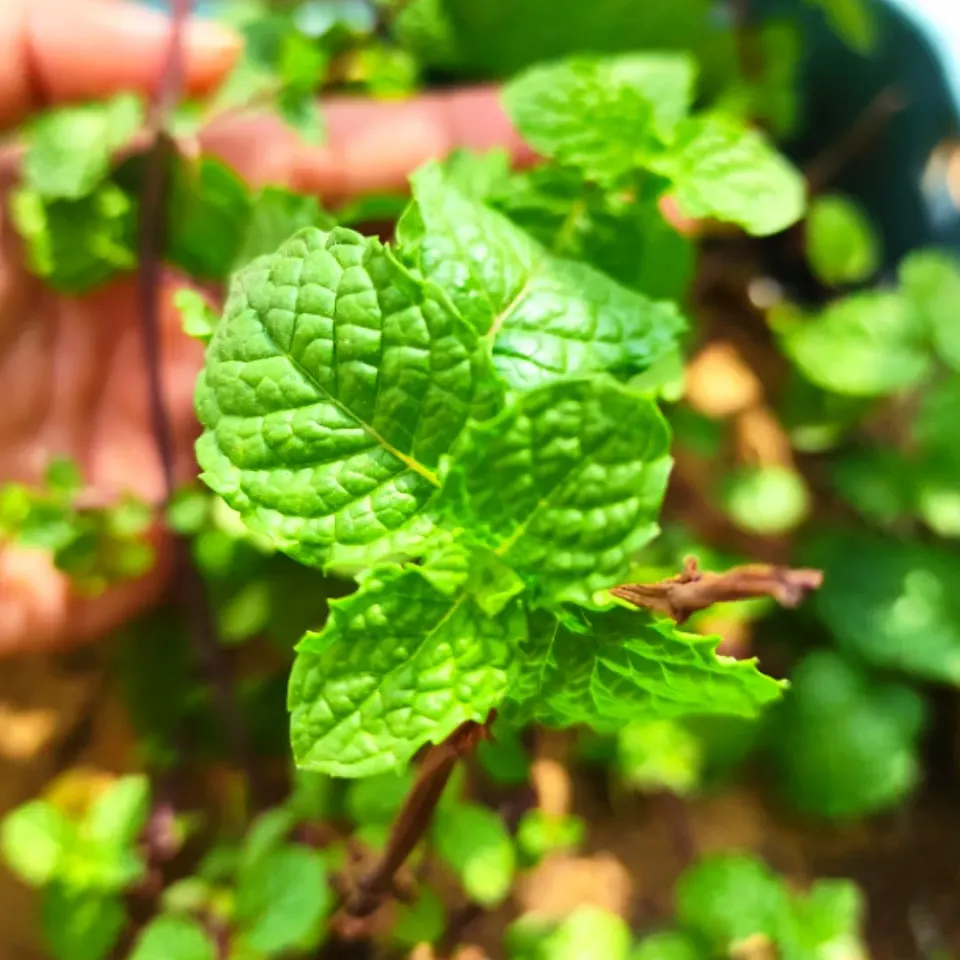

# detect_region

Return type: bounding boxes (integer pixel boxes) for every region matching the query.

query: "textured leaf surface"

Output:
[780,292,929,396]
[439,378,672,603]
[289,567,522,776]
[196,225,498,570]
[649,114,805,235]
[398,164,686,390]
[502,55,696,181]
[506,608,782,729]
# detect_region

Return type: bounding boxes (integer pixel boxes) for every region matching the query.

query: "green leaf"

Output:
[433,802,515,906]
[507,608,783,730]
[779,292,929,396]
[899,249,960,372]
[1,800,73,887]
[805,194,880,286]
[721,466,811,536]
[235,844,330,954]
[782,879,867,960]
[393,885,446,946]
[632,931,707,960]
[509,907,633,960]
[443,147,513,201]
[196,225,500,571]
[10,184,137,293]
[502,54,696,181]
[41,887,126,960]
[515,809,585,862]
[398,163,686,390]
[617,719,703,796]
[766,650,926,819]
[175,290,219,345]
[809,531,960,684]
[45,458,83,496]
[166,156,253,281]
[649,114,805,235]
[344,769,415,825]
[289,566,523,776]
[236,186,334,268]
[676,853,789,951]
[803,0,877,54]
[84,775,150,849]
[276,88,326,144]
[438,378,672,604]
[128,915,216,960]
[23,94,144,200]
[494,166,695,301]
[238,806,296,873]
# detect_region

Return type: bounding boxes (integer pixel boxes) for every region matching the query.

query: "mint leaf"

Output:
[23,94,144,200]
[494,166,695,301]
[899,249,960,372]
[438,378,672,604]
[289,566,523,776]
[783,880,867,959]
[42,887,126,960]
[779,292,929,396]
[345,769,415,825]
[196,225,499,570]
[175,290,219,345]
[84,775,149,849]
[675,853,789,951]
[805,194,879,286]
[10,184,137,293]
[1,800,72,886]
[507,608,782,729]
[502,54,696,181]
[236,186,334,267]
[617,719,703,796]
[766,650,926,818]
[433,802,515,906]
[809,531,960,683]
[398,164,686,390]
[721,465,811,536]
[393,886,446,947]
[633,931,706,960]
[235,845,329,954]
[508,907,632,960]
[166,157,253,281]
[649,114,805,235]
[129,916,215,960]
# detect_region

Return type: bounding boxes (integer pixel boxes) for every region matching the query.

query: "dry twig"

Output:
[611,556,823,624]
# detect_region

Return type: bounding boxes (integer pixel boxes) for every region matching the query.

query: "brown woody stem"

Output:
[343,715,493,919]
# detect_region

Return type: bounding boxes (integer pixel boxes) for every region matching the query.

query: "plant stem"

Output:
[342,715,493,919]
[137,0,255,796]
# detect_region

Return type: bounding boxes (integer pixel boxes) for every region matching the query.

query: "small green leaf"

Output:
[438,378,672,604]
[721,465,811,536]
[508,907,632,960]
[433,802,515,906]
[289,566,523,776]
[41,887,126,960]
[617,719,703,796]
[393,885,446,946]
[503,54,697,181]
[809,531,960,684]
[899,249,960,372]
[1,800,73,887]
[649,114,805,236]
[238,807,296,873]
[805,194,880,286]
[235,186,334,267]
[780,291,929,396]
[398,163,686,390]
[128,915,216,960]
[45,458,83,496]
[235,844,330,954]
[675,853,788,951]
[11,184,137,293]
[84,775,150,849]
[766,650,926,818]
[633,931,707,960]
[516,809,585,862]
[175,290,219,345]
[803,0,877,54]
[196,225,500,571]
[345,769,415,825]
[276,89,326,144]
[23,94,144,200]
[507,608,783,730]
[783,879,867,959]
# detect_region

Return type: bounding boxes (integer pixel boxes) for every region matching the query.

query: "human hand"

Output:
[0,0,528,655]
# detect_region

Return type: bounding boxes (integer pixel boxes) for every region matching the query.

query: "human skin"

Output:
[0,0,530,655]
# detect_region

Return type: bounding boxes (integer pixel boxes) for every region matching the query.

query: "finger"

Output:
[0,0,240,129]
[202,86,534,204]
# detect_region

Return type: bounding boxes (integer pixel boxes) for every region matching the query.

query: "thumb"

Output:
[0,0,240,129]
